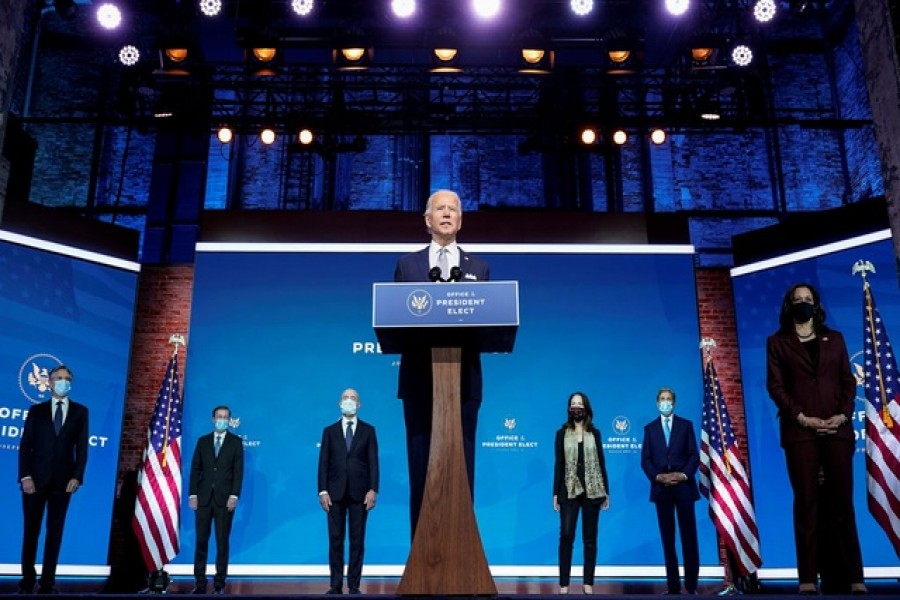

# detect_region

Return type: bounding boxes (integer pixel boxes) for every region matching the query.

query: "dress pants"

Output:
[403,394,480,537]
[655,498,699,594]
[784,437,863,586]
[194,501,234,586]
[327,497,369,592]
[558,493,602,587]
[21,486,72,590]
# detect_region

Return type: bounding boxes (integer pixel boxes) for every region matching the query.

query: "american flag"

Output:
[860,283,900,556]
[699,359,762,575]
[132,353,183,571]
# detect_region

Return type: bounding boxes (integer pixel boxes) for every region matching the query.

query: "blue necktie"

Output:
[215,434,222,457]
[345,422,354,451]
[663,417,671,446]
[53,401,63,435]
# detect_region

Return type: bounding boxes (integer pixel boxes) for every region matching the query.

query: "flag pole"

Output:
[160,334,185,469]
[853,260,894,428]
[701,338,732,475]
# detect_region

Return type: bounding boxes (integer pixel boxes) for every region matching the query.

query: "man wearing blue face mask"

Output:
[18,364,89,595]
[318,389,379,595]
[640,388,700,595]
[188,405,244,595]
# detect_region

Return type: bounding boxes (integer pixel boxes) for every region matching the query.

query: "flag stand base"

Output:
[139,570,170,594]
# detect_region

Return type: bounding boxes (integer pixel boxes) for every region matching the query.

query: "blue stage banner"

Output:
[0,231,139,575]
[178,243,717,576]
[732,230,899,575]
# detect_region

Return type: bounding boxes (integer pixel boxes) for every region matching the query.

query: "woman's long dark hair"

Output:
[563,390,595,432]
[777,282,829,335]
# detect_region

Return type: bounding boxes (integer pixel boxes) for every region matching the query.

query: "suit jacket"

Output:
[394,246,490,401]
[317,419,379,503]
[551,427,610,499]
[640,414,700,504]
[766,329,856,447]
[189,431,244,507]
[18,399,89,490]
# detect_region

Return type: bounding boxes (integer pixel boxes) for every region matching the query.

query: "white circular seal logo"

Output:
[406,289,434,317]
[612,415,631,435]
[19,353,64,404]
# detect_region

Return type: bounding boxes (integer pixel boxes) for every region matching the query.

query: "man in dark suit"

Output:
[393,189,490,536]
[18,364,89,595]
[641,388,700,595]
[188,405,244,595]
[318,388,379,595]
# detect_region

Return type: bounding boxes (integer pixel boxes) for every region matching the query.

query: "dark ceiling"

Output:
[36,1,857,136]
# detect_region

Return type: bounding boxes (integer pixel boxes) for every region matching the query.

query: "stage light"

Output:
[217,127,233,144]
[96,3,122,30]
[732,44,753,66]
[580,128,597,145]
[664,0,690,17]
[298,129,314,145]
[519,48,553,74]
[612,129,628,145]
[199,0,222,17]
[431,48,460,73]
[650,128,667,145]
[165,48,188,63]
[392,0,416,18]
[753,0,776,23]
[118,45,140,66]
[260,128,276,145]
[247,38,280,76]
[606,43,640,75]
[342,48,365,61]
[569,0,593,16]
[291,0,314,16]
[472,0,501,20]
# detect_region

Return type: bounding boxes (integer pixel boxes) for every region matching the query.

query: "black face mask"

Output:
[569,408,585,422]
[790,302,816,323]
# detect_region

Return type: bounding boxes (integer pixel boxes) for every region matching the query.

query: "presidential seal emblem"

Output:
[406,289,434,317]
[18,353,64,405]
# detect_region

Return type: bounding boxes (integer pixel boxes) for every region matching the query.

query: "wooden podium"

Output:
[373,281,519,596]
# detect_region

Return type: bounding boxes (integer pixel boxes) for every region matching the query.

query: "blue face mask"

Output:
[658,400,674,416]
[53,380,71,397]
[214,418,229,432]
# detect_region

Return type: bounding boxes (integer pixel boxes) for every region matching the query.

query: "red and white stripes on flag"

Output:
[133,353,183,571]
[860,282,900,557]
[699,359,763,575]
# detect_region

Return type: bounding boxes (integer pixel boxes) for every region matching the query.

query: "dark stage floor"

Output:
[1,577,898,598]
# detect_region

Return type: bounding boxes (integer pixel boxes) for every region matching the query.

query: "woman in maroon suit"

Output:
[766,283,866,595]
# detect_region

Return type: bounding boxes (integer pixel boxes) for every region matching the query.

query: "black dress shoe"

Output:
[213,586,225,595]
[35,587,58,595]
[191,585,208,594]
[326,588,343,595]
[348,588,361,594]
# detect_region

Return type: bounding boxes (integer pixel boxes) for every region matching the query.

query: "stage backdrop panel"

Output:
[0,231,139,575]
[732,229,899,576]
[177,243,718,575]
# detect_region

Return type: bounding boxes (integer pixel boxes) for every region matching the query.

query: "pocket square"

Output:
[464,273,478,280]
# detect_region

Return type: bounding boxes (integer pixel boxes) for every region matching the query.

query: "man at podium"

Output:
[394,189,490,536]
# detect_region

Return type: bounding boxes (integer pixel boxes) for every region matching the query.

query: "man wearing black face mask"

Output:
[766,283,866,595]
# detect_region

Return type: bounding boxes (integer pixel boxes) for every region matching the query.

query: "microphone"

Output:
[449,266,462,282]
[428,267,442,282]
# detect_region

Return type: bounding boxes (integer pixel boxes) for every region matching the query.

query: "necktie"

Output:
[663,417,671,445]
[54,401,63,435]
[215,434,222,457]
[345,421,354,451]
[438,247,449,280]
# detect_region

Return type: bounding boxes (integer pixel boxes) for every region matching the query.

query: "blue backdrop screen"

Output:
[0,233,138,573]
[180,245,716,572]
[732,231,898,572]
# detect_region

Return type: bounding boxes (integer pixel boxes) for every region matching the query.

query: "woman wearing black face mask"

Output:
[552,391,610,595]
[766,283,867,595]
